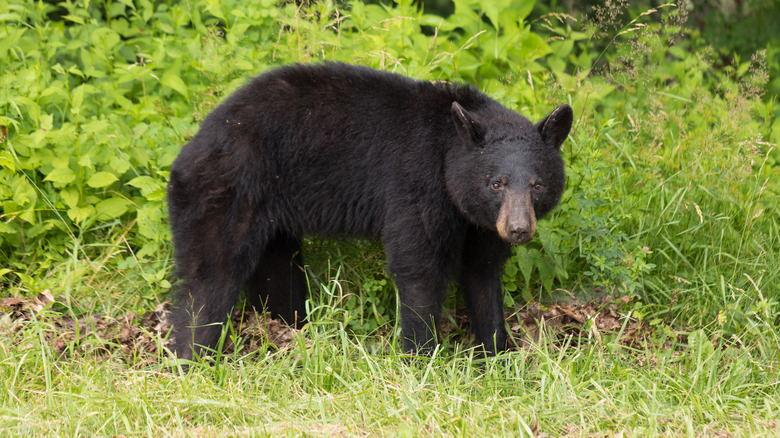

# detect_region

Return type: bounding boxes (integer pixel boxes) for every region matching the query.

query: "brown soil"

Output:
[0,290,650,364]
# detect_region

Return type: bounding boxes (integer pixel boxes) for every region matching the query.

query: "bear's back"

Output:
[174,63,493,238]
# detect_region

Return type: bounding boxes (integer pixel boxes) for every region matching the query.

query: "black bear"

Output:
[167,62,572,360]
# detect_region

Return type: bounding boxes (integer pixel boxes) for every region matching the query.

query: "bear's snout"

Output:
[496,189,537,245]
[507,222,535,245]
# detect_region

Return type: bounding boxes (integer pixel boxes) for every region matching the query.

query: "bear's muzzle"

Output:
[496,188,536,245]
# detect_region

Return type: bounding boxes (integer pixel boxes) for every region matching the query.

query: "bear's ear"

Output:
[451,101,485,147]
[536,104,573,150]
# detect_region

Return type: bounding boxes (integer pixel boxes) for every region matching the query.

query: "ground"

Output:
[0,290,650,365]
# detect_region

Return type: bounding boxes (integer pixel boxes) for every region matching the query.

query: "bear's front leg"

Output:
[459,227,513,356]
[393,275,446,354]
[383,219,454,355]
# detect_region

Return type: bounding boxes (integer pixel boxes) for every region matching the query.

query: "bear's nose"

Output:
[508,224,534,244]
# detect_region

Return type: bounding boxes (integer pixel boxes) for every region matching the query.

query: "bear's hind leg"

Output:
[245,235,308,328]
[170,271,246,361]
[168,206,265,361]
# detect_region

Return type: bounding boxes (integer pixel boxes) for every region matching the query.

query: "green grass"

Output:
[2,300,779,436]
[1,0,778,435]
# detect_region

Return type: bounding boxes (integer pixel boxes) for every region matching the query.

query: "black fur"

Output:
[167,62,573,359]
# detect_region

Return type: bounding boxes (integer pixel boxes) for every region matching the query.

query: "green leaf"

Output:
[110,156,131,174]
[87,172,119,188]
[234,59,255,71]
[96,197,131,219]
[10,175,36,206]
[0,27,24,59]
[67,205,95,224]
[79,155,93,169]
[63,14,84,25]
[204,2,226,20]
[513,0,535,21]
[82,119,110,134]
[139,0,153,22]
[161,73,189,98]
[40,113,54,131]
[40,86,68,102]
[144,189,166,201]
[137,203,166,239]
[0,150,15,172]
[60,189,80,209]
[71,85,85,114]
[44,167,76,184]
[127,175,162,195]
[483,2,500,30]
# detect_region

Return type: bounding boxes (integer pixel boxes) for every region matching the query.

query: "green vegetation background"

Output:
[0,0,778,435]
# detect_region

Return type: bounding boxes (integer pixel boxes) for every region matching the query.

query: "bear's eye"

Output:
[491,177,508,191]
[533,183,543,192]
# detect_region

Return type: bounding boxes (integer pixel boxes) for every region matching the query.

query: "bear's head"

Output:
[446,101,573,245]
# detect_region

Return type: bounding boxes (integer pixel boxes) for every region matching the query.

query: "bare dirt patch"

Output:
[507,294,649,349]
[1,290,650,363]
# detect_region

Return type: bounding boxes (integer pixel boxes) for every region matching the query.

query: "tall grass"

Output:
[2,293,779,436]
